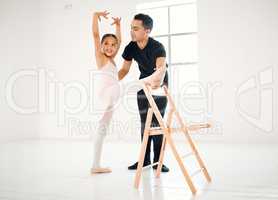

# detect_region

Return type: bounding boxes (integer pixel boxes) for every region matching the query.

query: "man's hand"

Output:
[141,76,161,89]
[141,67,166,89]
[149,78,161,89]
[149,57,167,89]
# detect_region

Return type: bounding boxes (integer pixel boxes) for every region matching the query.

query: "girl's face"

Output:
[101,37,118,57]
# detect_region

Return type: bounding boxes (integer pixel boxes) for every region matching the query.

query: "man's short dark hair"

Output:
[134,13,153,31]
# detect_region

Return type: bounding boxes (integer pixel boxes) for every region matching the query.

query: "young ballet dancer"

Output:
[91,10,122,174]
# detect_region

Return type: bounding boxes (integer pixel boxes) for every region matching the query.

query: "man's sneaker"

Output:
[152,164,170,172]
[128,161,151,170]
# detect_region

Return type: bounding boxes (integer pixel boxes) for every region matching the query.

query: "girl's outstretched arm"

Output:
[92,11,109,65]
[111,16,122,53]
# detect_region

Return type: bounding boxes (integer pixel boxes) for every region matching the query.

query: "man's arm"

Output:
[118,59,132,80]
[141,57,167,89]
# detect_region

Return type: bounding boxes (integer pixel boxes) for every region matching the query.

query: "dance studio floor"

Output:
[0,139,278,200]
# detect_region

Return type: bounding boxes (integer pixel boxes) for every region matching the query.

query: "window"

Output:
[136,0,199,97]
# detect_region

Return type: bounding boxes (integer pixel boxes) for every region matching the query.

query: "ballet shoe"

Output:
[91,167,112,174]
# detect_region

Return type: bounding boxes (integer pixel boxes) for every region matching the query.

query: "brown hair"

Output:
[101,34,118,44]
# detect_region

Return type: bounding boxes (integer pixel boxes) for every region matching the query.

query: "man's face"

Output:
[130,19,150,42]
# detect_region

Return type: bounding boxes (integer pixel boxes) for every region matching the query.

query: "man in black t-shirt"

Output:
[118,13,169,172]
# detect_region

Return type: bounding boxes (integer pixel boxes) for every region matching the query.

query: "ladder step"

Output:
[188,123,211,131]
[149,127,183,135]
[181,152,194,159]
[148,124,211,135]
[190,168,204,177]
[149,127,168,136]
[150,127,162,130]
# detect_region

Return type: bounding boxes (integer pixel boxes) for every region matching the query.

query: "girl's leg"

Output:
[91,105,114,174]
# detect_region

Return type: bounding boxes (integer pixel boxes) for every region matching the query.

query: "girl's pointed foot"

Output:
[91,167,112,174]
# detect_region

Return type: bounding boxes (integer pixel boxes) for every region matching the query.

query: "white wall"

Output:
[198,0,278,143]
[0,0,41,142]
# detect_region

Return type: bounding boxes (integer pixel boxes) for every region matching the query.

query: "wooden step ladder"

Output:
[134,83,212,195]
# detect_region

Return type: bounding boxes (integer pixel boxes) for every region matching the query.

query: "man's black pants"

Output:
[137,89,167,164]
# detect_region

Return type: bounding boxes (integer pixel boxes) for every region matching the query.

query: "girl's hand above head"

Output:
[111,17,121,26]
[95,10,110,21]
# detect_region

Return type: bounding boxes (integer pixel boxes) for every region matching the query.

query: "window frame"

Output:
[137,0,198,66]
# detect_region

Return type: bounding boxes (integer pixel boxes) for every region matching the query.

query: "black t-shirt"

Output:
[122,37,168,86]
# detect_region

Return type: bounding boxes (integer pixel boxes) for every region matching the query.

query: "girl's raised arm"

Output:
[111,17,122,53]
[92,11,109,58]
